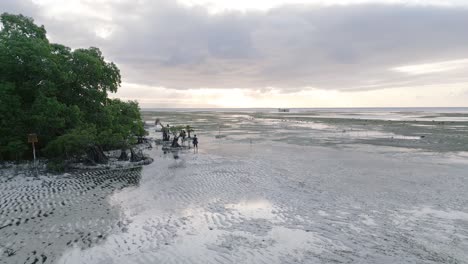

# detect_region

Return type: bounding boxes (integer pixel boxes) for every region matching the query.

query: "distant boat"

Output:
[278,108,290,112]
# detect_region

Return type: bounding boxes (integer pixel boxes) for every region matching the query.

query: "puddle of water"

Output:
[225,200,276,219]
[331,130,421,140]
[410,124,436,127]
[404,207,468,221]
[269,226,325,254]
[289,122,333,130]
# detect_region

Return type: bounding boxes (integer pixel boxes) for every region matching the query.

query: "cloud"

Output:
[112,2,468,91]
[180,0,468,13]
[114,82,468,108]
[2,0,468,95]
[1,0,39,17]
[392,58,468,75]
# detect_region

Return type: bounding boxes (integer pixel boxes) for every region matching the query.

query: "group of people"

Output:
[160,124,198,150]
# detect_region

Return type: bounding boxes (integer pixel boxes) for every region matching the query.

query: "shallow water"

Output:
[2,110,468,263]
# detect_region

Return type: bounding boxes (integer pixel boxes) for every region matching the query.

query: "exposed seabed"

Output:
[1,110,468,264]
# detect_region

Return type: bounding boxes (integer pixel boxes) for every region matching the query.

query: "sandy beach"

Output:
[1,109,468,264]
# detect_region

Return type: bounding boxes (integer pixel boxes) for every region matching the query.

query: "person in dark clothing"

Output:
[162,124,171,141]
[180,130,186,140]
[193,135,198,151]
[171,134,180,148]
[162,128,167,141]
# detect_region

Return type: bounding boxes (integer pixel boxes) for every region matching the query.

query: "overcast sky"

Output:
[2,0,468,108]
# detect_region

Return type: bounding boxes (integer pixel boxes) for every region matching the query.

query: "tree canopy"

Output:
[0,13,146,162]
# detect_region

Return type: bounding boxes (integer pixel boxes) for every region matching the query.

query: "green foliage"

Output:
[169,125,187,135]
[46,159,66,173]
[185,125,194,137]
[0,13,144,162]
[1,140,28,161]
[97,129,126,150]
[44,126,97,159]
[30,94,83,143]
[0,82,26,159]
[135,121,148,137]
[95,99,146,149]
[0,13,47,40]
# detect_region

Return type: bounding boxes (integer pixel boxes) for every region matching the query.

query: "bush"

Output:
[1,140,28,161]
[44,126,96,159]
[97,129,125,150]
[46,159,66,172]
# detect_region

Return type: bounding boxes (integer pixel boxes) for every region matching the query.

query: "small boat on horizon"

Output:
[278,108,290,112]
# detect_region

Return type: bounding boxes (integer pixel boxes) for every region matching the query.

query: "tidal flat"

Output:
[1,109,468,264]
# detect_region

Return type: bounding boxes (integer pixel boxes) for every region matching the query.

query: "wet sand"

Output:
[1,110,468,263]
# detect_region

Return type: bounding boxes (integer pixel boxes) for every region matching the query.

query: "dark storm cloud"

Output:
[2,0,468,91]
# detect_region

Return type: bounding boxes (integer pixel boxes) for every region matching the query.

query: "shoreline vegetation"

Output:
[0,13,149,171]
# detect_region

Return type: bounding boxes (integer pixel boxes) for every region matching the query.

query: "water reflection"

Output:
[225,200,276,219]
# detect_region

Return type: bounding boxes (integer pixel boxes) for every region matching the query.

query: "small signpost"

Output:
[28,133,38,164]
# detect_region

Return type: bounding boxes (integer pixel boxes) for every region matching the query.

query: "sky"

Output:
[2,0,468,108]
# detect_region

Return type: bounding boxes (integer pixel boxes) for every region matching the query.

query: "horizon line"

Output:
[141,106,468,109]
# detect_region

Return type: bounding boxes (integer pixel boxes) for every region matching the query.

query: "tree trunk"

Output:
[118,149,128,161]
[130,148,145,162]
[86,145,108,164]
